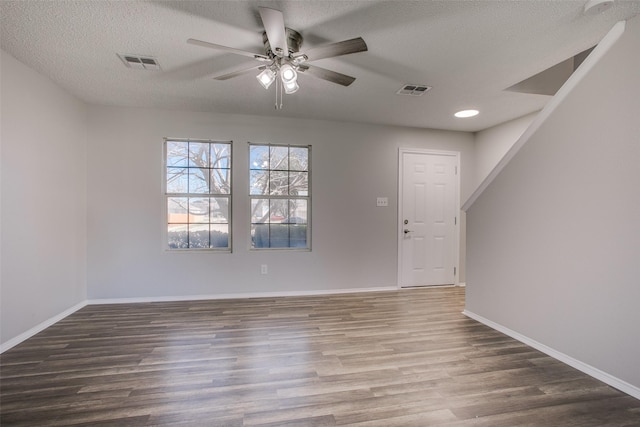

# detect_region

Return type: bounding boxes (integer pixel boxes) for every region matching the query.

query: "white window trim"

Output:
[163,138,233,252]
[248,142,312,251]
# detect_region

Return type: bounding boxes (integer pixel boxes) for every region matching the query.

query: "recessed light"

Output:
[454,109,479,118]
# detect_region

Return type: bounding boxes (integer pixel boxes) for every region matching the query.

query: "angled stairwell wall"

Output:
[463,16,640,398]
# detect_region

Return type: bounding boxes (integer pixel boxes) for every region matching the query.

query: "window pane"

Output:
[210,224,229,248]
[270,146,289,170]
[189,197,209,223]
[168,224,188,249]
[211,168,231,194]
[269,224,289,248]
[250,145,269,170]
[210,197,229,224]
[189,224,210,248]
[289,172,308,196]
[269,171,288,195]
[209,224,229,248]
[250,170,269,195]
[168,197,188,223]
[251,199,269,223]
[188,168,209,194]
[167,141,188,167]
[290,225,307,247]
[290,147,308,171]
[269,199,288,222]
[211,144,230,169]
[251,223,269,248]
[188,142,210,167]
[289,199,307,223]
[167,167,188,193]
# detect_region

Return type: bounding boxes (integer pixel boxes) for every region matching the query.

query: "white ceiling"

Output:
[2,0,639,132]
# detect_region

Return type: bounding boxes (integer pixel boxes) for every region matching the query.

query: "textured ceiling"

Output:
[2,0,639,132]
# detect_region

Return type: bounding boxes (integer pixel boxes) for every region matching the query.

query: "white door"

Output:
[399,150,458,287]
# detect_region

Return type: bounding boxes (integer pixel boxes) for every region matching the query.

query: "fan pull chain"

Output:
[274,77,284,110]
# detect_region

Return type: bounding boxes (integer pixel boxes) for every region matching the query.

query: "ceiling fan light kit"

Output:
[188,6,367,108]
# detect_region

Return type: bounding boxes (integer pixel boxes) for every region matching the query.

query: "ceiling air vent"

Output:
[118,54,161,71]
[396,84,432,96]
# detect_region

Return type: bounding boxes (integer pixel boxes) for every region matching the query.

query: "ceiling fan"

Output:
[187,7,367,100]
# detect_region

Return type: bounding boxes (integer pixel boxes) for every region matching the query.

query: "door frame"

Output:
[397,148,461,288]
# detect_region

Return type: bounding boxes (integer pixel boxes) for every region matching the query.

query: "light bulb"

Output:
[280,64,297,83]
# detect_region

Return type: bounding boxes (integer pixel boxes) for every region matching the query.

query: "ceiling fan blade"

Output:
[301,37,367,62]
[187,38,270,62]
[298,64,356,87]
[259,7,288,56]
[212,63,265,81]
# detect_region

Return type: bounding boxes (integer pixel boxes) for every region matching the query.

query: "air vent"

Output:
[396,84,432,96]
[118,54,161,71]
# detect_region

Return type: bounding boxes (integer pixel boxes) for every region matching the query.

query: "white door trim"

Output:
[397,148,461,288]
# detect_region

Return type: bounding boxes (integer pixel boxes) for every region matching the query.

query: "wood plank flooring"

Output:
[2,287,639,426]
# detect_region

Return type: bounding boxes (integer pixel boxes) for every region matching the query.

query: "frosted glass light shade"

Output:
[256,68,276,89]
[283,80,299,94]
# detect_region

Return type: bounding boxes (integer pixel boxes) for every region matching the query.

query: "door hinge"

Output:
[455,216,457,225]
[454,267,457,276]
[455,166,458,175]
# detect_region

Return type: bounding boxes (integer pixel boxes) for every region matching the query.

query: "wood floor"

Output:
[1,287,639,426]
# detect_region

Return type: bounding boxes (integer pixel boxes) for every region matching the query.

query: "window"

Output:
[249,144,310,249]
[165,139,231,250]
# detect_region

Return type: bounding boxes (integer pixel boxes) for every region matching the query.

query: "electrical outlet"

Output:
[261,264,268,275]
[376,197,388,207]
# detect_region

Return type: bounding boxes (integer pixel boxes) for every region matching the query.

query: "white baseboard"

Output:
[1,301,87,353]
[457,282,466,287]
[87,286,399,305]
[462,309,640,400]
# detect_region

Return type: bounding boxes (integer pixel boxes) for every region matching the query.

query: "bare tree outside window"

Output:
[249,144,310,249]
[165,139,231,250]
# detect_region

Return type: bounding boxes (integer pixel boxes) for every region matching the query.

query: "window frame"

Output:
[249,142,311,251]
[163,138,233,252]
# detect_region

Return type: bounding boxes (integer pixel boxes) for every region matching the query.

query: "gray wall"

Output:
[1,50,87,346]
[86,106,474,299]
[473,112,537,190]
[465,16,640,389]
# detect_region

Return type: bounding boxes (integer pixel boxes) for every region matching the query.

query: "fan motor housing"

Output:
[263,28,303,56]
